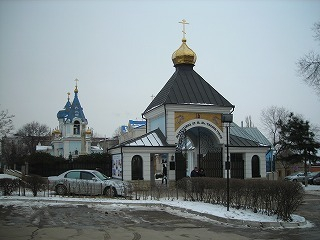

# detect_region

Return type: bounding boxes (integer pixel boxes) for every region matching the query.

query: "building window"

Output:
[74,121,80,135]
[251,155,261,178]
[132,155,143,180]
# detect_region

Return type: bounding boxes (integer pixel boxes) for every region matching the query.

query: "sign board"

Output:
[112,154,122,179]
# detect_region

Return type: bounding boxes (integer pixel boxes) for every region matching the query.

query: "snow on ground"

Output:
[303,184,320,195]
[0,174,319,228]
[0,174,19,179]
[0,196,278,221]
[0,195,312,228]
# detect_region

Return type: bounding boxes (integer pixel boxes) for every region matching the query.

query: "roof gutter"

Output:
[164,104,167,139]
[141,113,147,134]
[230,106,235,114]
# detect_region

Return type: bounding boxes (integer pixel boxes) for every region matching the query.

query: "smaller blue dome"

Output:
[57,110,68,119]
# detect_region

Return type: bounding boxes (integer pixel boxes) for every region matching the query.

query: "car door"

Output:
[297,173,305,182]
[64,171,81,194]
[80,171,102,195]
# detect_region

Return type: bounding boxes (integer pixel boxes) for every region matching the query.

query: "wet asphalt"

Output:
[0,193,319,240]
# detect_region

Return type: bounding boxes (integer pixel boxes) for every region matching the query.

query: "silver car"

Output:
[284,172,312,182]
[48,169,129,197]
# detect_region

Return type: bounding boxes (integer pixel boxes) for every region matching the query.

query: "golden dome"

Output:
[52,128,61,134]
[85,127,92,134]
[172,38,197,66]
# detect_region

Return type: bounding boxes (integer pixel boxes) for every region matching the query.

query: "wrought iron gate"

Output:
[175,152,186,181]
[199,148,223,178]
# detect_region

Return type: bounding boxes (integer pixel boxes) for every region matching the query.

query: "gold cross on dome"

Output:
[179,19,189,39]
[75,78,79,87]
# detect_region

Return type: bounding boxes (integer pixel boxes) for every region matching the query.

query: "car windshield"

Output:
[289,172,303,176]
[310,172,320,177]
[94,171,111,181]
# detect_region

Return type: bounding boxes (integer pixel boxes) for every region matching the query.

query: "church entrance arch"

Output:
[176,119,223,178]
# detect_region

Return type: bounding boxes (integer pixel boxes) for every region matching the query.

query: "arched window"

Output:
[73,121,80,135]
[251,155,261,178]
[132,155,143,180]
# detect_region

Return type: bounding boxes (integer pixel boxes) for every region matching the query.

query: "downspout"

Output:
[198,128,201,168]
[230,106,235,114]
[164,104,167,138]
[141,113,147,134]
[121,146,123,181]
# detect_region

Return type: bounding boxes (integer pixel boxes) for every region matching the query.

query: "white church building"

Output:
[51,82,97,159]
[108,24,271,184]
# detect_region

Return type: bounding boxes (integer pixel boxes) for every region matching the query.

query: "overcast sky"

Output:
[0,0,319,138]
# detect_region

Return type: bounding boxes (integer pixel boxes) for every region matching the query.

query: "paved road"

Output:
[0,193,319,240]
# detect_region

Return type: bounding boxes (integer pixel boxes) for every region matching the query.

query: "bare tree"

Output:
[245,115,254,127]
[0,108,15,137]
[1,136,27,169]
[260,106,290,147]
[311,124,320,142]
[16,121,51,154]
[112,126,123,138]
[261,106,292,175]
[298,22,320,96]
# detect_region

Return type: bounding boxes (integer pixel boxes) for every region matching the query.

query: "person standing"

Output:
[162,164,167,185]
[198,168,205,177]
[190,167,199,177]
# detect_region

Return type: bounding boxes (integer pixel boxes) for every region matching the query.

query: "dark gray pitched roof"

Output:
[229,122,271,147]
[242,127,271,146]
[230,135,261,147]
[143,64,234,115]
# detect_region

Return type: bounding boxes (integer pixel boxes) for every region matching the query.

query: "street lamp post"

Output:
[222,113,233,211]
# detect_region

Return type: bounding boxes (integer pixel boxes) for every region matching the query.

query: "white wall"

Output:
[228,147,267,179]
[122,152,151,181]
[244,151,267,179]
[109,147,176,181]
[149,114,165,134]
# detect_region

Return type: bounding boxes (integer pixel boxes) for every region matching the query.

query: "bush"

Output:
[0,178,20,196]
[176,177,304,221]
[23,175,47,197]
[274,181,304,221]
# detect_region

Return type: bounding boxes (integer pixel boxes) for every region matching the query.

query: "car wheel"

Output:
[104,187,117,197]
[56,184,67,195]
